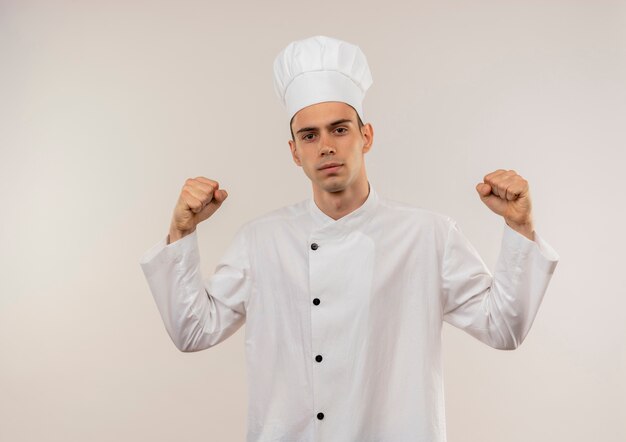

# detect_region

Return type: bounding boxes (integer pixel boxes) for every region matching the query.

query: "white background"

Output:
[1,0,624,440]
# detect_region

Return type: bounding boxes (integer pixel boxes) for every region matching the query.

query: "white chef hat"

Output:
[273,35,373,122]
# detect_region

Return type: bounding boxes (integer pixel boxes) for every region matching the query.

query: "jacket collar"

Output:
[308,182,379,239]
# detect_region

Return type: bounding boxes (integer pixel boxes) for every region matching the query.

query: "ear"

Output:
[289,139,302,166]
[361,123,374,154]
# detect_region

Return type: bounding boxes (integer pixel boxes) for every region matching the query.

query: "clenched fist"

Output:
[476,169,535,241]
[168,177,228,244]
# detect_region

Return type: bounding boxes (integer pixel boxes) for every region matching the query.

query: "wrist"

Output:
[505,219,535,241]
[167,226,196,244]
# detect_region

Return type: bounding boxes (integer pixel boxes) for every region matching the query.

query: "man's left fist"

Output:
[476,169,535,240]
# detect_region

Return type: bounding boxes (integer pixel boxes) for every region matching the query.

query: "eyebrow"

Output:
[295,119,353,135]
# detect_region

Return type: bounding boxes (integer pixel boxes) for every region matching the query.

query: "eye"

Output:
[302,133,316,141]
[334,127,348,134]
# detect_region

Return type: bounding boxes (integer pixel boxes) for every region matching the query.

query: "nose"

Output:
[319,134,336,157]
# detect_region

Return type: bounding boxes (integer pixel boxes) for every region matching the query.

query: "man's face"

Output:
[288,101,373,195]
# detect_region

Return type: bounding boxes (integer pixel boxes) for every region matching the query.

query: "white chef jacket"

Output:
[139,184,559,442]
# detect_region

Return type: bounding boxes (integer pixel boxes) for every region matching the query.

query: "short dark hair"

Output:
[290,105,364,141]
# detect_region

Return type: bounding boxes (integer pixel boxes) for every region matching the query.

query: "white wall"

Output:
[1,1,624,441]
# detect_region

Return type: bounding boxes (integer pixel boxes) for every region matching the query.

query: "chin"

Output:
[320,181,347,193]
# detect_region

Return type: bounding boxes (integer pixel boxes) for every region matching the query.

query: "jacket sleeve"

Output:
[139,227,251,352]
[441,219,559,350]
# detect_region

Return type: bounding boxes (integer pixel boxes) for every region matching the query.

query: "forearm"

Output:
[140,231,210,351]
[487,225,557,347]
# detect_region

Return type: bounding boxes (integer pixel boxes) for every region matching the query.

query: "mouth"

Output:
[317,162,343,172]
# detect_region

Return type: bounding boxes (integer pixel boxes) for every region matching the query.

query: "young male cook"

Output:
[140,35,559,442]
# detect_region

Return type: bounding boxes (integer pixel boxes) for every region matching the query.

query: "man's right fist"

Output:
[168,177,228,244]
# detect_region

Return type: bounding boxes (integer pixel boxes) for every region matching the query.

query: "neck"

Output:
[313,179,370,220]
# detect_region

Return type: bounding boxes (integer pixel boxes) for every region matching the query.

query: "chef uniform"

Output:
[139,36,559,442]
